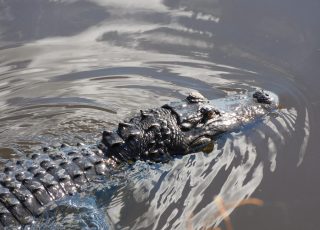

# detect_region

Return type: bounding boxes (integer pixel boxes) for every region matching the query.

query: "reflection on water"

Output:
[0,0,319,229]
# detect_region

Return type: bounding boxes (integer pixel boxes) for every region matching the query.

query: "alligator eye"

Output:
[200,105,219,119]
[206,110,215,119]
[186,92,206,103]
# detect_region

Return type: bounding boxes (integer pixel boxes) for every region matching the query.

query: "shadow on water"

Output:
[0,0,319,229]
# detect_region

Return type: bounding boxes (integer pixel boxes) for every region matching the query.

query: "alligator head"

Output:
[162,90,279,154]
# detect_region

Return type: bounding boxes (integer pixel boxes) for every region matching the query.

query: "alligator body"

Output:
[0,90,278,228]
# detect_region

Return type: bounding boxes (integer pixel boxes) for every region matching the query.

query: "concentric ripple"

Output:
[0,0,315,229]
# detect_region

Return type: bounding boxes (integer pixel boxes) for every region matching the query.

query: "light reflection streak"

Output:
[298,108,310,166]
[195,12,220,23]
[267,138,277,172]
[89,0,168,12]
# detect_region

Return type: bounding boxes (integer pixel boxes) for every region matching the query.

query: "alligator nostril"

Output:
[265,93,269,96]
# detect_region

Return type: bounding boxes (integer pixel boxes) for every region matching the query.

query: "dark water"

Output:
[0,0,319,229]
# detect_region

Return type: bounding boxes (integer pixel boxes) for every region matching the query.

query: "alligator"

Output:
[0,90,278,229]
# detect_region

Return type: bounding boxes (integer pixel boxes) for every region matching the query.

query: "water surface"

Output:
[0,0,319,229]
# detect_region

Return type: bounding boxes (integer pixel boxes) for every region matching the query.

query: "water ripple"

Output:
[0,0,315,229]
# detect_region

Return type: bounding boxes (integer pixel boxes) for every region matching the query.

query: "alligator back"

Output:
[0,144,114,228]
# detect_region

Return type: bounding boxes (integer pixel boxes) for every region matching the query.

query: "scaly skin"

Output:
[0,90,278,228]
[0,144,114,228]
